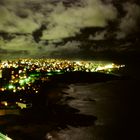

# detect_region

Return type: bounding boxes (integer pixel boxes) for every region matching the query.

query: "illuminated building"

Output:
[0,69,2,78]
[0,70,2,88]
[1,68,12,86]
[16,102,32,109]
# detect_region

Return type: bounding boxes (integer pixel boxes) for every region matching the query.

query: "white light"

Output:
[0,132,13,140]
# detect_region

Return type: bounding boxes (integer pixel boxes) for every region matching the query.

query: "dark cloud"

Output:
[32,25,47,43]
[0,32,15,41]
[116,2,140,39]
[0,0,140,59]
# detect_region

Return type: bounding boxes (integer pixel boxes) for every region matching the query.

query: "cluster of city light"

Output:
[0,58,125,92]
[0,58,124,72]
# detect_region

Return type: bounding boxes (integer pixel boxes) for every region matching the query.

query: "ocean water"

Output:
[47,79,138,140]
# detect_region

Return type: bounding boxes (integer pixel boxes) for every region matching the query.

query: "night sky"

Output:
[0,0,140,59]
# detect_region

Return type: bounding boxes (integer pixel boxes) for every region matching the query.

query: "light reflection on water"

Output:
[50,77,137,140]
[46,126,96,140]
